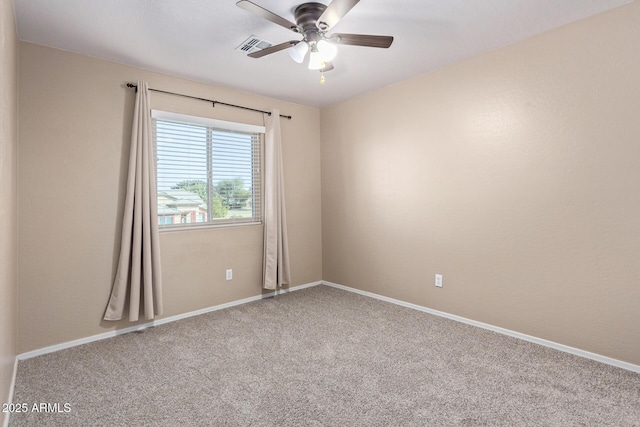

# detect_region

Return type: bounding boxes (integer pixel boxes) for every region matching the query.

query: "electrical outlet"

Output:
[226,269,233,281]
[435,274,443,288]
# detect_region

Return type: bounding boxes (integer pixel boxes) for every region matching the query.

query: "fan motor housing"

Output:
[294,2,327,41]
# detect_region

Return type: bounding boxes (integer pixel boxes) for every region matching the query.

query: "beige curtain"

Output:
[263,109,291,290]
[104,80,163,321]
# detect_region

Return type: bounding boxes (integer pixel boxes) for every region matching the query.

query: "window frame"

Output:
[152,110,265,232]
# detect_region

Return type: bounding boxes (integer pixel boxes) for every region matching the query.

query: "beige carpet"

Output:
[9,285,640,426]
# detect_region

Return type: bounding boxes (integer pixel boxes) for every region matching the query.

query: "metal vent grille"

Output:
[236,36,272,54]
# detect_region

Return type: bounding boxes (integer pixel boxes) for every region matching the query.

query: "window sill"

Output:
[159,221,262,233]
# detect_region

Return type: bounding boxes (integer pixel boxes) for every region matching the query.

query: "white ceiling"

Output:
[13,0,632,108]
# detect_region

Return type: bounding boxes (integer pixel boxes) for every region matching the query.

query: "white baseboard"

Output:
[18,281,322,361]
[2,357,18,427]
[272,280,321,296]
[17,279,638,374]
[321,280,640,374]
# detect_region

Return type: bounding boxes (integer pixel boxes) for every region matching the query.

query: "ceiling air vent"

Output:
[236,35,272,54]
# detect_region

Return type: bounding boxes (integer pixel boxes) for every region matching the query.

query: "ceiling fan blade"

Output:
[248,41,297,58]
[320,61,335,72]
[331,33,394,48]
[236,0,299,32]
[317,0,360,31]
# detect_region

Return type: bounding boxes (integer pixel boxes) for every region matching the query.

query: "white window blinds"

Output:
[152,110,263,229]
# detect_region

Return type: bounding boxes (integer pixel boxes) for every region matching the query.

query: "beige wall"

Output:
[321,2,640,365]
[0,0,19,420]
[17,42,322,352]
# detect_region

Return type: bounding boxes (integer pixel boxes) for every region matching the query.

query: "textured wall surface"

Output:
[321,2,640,365]
[0,0,19,421]
[18,43,322,352]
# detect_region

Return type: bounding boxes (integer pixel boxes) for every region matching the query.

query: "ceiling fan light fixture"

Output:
[288,41,309,64]
[236,0,395,75]
[317,39,337,62]
[308,45,325,70]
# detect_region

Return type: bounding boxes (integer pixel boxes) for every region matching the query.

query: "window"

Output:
[152,110,264,229]
[158,216,173,225]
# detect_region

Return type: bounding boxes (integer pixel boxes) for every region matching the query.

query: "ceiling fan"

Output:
[236,0,394,74]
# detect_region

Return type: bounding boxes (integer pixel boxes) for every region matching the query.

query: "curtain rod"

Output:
[125,83,292,119]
